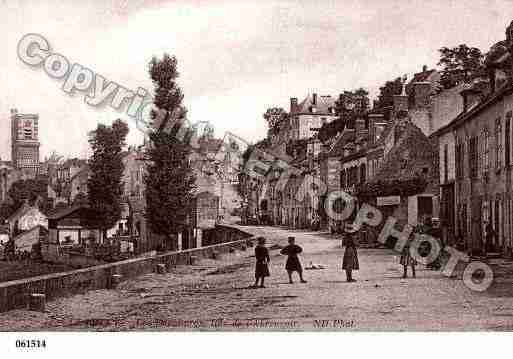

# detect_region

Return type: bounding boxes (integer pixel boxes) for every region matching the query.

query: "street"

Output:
[2,226,513,331]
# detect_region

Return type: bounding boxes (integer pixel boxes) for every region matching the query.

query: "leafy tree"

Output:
[438,44,485,89]
[0,177,50,221]
[87,119,129,239]
[7,177,48,208]
[318,88,370,142]
[374,77,403,110]
[145,54,196,251]
[263,107,288,135]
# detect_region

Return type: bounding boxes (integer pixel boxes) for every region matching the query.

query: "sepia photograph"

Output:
[2,0,513,356]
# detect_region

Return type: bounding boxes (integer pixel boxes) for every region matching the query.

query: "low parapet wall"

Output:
[0,225,253,313]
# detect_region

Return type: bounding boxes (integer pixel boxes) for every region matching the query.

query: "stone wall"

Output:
[0,225,253,313]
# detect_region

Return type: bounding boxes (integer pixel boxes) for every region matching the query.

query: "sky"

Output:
[2,0,513,160]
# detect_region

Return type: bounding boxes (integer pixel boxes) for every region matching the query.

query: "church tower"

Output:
[10,108,40,176]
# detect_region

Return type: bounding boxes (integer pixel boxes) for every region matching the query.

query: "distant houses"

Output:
[4,200,48,254]
[240,70,442,242]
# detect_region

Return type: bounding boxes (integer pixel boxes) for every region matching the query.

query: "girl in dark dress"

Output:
[342,235,359,282]
[254,237,270,288]
[400,238,416,278]
[280,237,307,284]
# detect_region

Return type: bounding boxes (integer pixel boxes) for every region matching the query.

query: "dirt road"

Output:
[2,226,513,331]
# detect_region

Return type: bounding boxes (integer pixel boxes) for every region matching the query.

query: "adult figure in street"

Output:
[400,238,416,278]
[342,231,359,282]
[280,237,307,284]
[253,237,270,288]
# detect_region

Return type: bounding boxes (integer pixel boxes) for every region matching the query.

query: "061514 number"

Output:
[16,339,46,348]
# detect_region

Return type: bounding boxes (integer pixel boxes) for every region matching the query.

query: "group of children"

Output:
[253,236,307,288]
[252,233,418,288]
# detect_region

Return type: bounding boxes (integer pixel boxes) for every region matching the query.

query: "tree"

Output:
[145,54,196,251]
[0,177,50,222]
[8,177,49,208]
[375,77,403,110]
[263,107,288,135]
[318,88,370,142]
[438,44,485,89]
[87,119,129,239]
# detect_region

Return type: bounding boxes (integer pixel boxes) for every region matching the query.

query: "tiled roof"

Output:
[7,202,32,223]
[409,69,437,84]
[433,83,513,137]
[370,120,437,184]
[47,204,90,220]
[292,94,336,115]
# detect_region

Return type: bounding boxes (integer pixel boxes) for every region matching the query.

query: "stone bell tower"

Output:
[10,108,40,177]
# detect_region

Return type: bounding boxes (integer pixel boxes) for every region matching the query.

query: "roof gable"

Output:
[47,204,91,220]
[371,120,437,184]
[293,94,336,115]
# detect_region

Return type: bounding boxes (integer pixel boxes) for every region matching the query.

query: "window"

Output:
[340,169,347,188]
[455,139,465,179]
[482,129,490,175]
[496,118,503,170]
[443,144,448,183]
[469,136,478,179]
[360,163,366,184]
[459,203,468,239]
[506,112,512,166]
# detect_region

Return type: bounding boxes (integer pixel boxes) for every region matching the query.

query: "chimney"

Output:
[290,97,298,113]
[355,116,366,138]
[393,82,408,115]
[422,65,428,73]
[368,113,384,144]
[312,93,318,106]
[412,81,432,108]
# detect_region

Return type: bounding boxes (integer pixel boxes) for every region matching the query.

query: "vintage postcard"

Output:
[1,0,513,356]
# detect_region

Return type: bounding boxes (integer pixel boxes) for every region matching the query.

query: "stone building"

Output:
[359,117,439,222]
[289,93,338,140]
[6,201,48,236]
[433,22,513,257]
[10,109,40,177]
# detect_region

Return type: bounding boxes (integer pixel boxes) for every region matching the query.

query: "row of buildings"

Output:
[240,21,513,258]
[1,108,245,258]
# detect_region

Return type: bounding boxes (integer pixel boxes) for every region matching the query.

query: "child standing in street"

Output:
[254,237,270,288]
[280,237,307,284]
[342,235,359,282]
[400,238,417,278]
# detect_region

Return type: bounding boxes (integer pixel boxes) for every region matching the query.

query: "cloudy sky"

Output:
[2,0,513,160]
